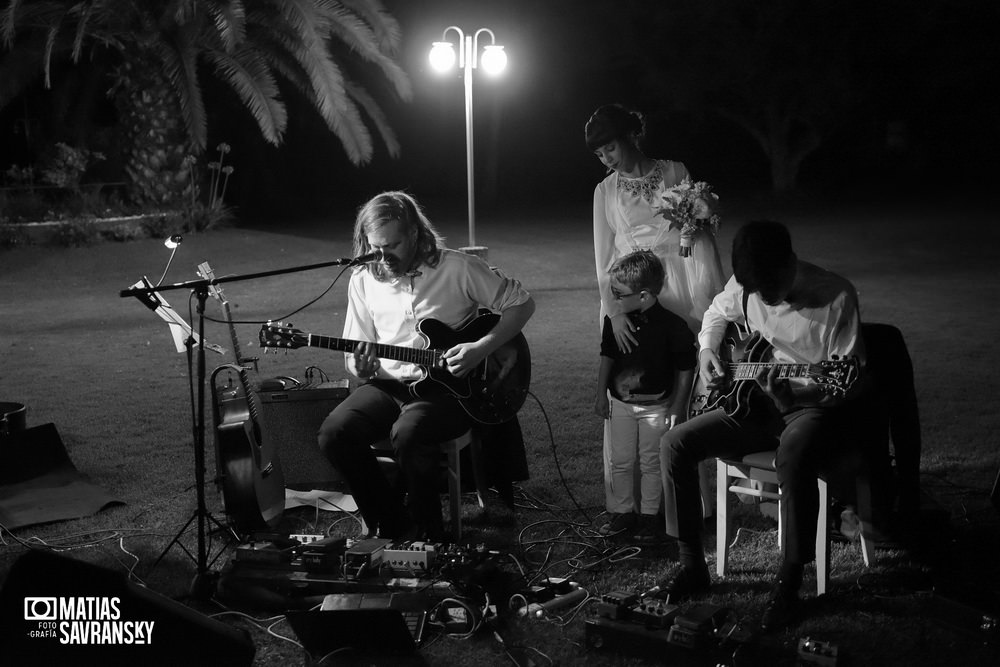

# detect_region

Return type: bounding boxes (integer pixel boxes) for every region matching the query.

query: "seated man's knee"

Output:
[660,428,693,468]
[317,414,363,466]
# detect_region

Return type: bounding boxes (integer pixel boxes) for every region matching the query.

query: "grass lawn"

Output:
[1,194,999,666]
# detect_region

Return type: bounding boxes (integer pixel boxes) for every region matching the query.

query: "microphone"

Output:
[338,249,383,266]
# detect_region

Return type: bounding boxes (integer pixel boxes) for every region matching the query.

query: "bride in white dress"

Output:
[587,104,725,347]
[587,104,725,521]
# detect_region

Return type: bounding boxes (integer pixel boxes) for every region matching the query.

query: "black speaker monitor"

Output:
[255,384,348,491]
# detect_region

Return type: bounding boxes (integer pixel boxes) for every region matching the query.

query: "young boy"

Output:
[595,250,697,540]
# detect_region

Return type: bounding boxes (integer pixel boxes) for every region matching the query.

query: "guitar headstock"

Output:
[196,261,225,303]
[259,322,308,350]
[814,356,861,397]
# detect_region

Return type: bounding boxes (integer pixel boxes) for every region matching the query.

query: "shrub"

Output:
[39,143,105,189]
[48,220,102,247]
[0,223,31,249]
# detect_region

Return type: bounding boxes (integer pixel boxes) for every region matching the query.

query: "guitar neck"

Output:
[306,334,439,367]
[729,361,811,381]
[220,300,246,364]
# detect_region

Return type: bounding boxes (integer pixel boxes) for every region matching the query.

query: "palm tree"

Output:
[1,0,412,205]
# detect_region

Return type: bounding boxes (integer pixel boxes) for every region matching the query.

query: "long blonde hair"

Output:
[352,191,445,281]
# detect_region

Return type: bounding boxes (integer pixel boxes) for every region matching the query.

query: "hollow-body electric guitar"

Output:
[199,262,284,533]
[259,312,530,425]
[688,321,860,419]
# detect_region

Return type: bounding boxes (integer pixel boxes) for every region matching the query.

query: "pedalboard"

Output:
[595,590,680,628]
[587,591,758,662]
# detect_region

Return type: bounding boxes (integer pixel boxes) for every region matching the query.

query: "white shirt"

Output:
[343,248,532,381]
[593,159,725,332]
[698,262,865,393]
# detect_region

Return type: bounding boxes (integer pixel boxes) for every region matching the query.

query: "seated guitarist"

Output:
[657,220,875,631]
[318,191,535,541]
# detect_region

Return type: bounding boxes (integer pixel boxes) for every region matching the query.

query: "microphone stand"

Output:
[120,256,361,598]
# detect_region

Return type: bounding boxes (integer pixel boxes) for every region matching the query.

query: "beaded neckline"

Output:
[617,162,664,203]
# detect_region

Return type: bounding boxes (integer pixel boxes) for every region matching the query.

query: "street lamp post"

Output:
[430,27,507,255]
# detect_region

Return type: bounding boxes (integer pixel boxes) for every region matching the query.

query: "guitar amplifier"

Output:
[256,382,350,491]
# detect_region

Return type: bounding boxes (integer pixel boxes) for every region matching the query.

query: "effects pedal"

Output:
[382,541,438,575]
[596,591,638,620]
[344,538,391,579]
[798,637,838,666]
[628,597,679,629]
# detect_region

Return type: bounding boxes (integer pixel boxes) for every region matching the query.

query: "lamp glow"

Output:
[157,235,184,285]
[428,26,507,248]
[480,45,507,75]
[429,41,457,71]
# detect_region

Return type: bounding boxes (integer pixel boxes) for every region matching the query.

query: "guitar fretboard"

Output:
[307,334,441,367]
[728,362,811,381]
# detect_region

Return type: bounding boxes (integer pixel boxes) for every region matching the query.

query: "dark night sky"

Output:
[223,0,998,221]
[2,0,997,221]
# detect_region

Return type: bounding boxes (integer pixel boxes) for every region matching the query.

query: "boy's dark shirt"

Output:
[600,302,697,403]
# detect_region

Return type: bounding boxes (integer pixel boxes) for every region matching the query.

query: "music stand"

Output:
[119,256,367,598]
[124,277,233,597]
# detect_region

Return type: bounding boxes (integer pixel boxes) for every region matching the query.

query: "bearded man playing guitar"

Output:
[317,191,535,542]
[657,220,877,632]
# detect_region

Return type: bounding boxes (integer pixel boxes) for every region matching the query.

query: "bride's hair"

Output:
[585,104,645,151]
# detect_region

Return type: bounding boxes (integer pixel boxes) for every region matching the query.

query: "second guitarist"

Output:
[656,220,882,632]
[318,191,535,543]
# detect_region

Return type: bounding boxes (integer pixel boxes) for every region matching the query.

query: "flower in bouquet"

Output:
[656,179,721,257]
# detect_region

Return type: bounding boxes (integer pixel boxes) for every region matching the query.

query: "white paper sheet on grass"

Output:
[284,488,358,513]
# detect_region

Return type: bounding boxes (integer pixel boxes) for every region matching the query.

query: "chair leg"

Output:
[469,431,487,509]
[815,477,829,596]
[716,459,731,578]
[445,440,462,542]
[856,477,873,567]
[700,459,716,518]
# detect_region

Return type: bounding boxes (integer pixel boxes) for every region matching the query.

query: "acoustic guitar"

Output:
[259,312,531,425]
[199,262,284,533]
[688,321,860,419]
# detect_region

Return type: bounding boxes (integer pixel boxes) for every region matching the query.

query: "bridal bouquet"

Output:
[657,179,721,257]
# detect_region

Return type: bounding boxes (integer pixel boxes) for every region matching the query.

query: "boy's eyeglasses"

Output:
[612,289,644,300]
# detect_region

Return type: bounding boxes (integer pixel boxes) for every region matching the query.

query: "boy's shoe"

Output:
[599,512,636,536]
[632,514,664,542]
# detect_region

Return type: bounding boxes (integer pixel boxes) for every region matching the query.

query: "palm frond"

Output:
[158,26,206,150]
[205,0,246,52]
[70,1,94,62]
[335,0,402,54]
[277,0,371,162]
[204,45,288,146]
[324,6,411,100]
[345,78,400,158]
[1,0,23,48]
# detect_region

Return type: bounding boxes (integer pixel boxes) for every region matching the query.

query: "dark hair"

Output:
[610,249,665,295]
[731,220,795,298]
[584,104,645,151]
[352,191,444,281]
